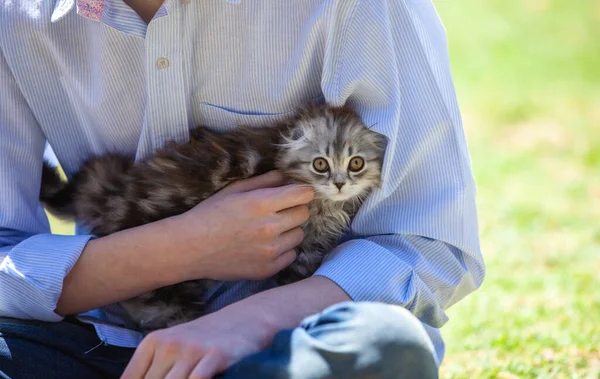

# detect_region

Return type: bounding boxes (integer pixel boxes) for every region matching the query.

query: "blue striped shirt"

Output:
[0,0,485,364]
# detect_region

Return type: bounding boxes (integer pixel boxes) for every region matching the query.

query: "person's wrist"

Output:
[116,216,197,286]
[221,296,281,348]
[162,211,213,282]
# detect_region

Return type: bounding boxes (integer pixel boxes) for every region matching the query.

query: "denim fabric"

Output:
[0,316,133,379]
[221,302,439,379]
[0,302,438,379]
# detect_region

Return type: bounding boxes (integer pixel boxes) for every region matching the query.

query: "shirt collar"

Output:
[51,0,171,24]
[76,0,106,22]
[51,0,75,22]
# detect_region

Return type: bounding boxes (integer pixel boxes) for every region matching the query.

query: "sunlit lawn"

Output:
[48,0,600,377]
[434,0,600,377]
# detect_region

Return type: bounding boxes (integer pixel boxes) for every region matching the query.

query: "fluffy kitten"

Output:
[40,104,387,331]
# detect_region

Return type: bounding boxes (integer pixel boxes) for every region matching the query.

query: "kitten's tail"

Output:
[40,162,76,219]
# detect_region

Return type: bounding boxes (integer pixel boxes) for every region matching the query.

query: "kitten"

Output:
[40,104,387,331]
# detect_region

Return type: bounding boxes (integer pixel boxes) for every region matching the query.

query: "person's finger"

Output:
[189,350,228,379]
[273,249,298,272]
[219,170,285,195]
[274,227,305,255]
[120,339,155,379]
[275,205,310,234]
[261,184,314,212]
[144,355,175,379]
[164,356,203,379]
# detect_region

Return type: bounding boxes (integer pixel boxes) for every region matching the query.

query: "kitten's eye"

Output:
[312,158,329,173]
[348,157,365,172]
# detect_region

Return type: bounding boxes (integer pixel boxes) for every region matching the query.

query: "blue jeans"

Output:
[0,302,438,379]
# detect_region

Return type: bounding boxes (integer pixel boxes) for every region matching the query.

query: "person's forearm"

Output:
[55,216,189,316]
[225,275,351,344]
[56,172,313,317]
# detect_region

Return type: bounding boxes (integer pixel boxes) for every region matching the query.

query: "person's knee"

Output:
[312,301,439,379]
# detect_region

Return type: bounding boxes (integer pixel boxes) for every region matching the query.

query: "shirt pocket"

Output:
[191,94,325,131]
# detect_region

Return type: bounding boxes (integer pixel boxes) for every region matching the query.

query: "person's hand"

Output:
[171,170,314,282]
[120,301,274,379]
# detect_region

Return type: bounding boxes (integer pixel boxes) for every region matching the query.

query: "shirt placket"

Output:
[144,1,189,154]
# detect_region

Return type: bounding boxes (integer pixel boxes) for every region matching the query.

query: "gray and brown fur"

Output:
[40,104,387,331]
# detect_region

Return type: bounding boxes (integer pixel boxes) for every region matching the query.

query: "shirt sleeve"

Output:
[314,0,486,329]
[0,46,93,321]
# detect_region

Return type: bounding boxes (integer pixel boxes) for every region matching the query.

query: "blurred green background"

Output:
[432,0,600,377]
[48,0,600,377]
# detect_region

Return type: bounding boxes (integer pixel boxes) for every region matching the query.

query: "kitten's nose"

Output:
[334,182,346,190]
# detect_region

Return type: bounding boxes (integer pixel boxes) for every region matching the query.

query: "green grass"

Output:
[47,167,74,235]
[47,1,600,376]
[47,213,74,235]
[432,0,600,377]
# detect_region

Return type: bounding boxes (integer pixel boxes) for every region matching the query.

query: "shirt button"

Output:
[157,57,169,70]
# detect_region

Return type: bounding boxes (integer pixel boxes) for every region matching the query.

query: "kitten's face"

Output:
[278,106,387,202]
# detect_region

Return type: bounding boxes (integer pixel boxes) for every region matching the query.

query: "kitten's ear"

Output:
[374,132,389,151]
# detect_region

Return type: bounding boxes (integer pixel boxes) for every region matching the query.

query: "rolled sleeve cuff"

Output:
[314,238,416,306]
[0,233,93,321]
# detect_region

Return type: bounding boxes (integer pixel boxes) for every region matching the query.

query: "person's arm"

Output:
[55,177,311,316]
[0,45,94,321]
[314,0,486,356]
[122,276,348,379]
[0,45,312,319]
[231,276,350,334]
[55,217,201,316]
[0,45,194,319]
[0,45,183,318]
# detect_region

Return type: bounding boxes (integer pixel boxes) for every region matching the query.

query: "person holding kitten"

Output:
[0,1,486,378]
